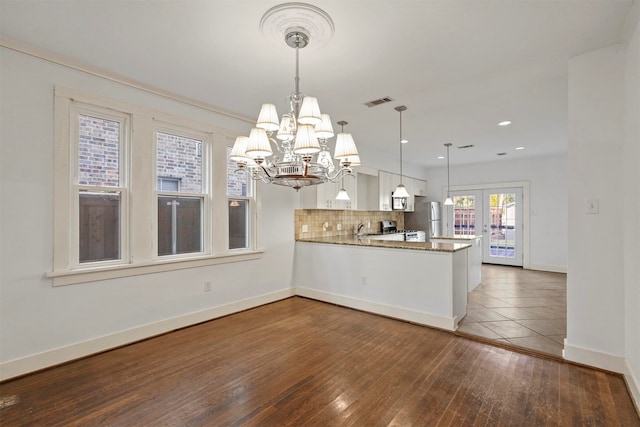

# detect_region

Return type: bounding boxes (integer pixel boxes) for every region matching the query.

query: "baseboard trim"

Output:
[0,288,294,381]
[528,264,567,274]
[623,359,640,414]
[563,340,627,373]
[295,286,456,331]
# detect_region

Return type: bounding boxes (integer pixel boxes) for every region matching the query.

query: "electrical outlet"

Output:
[302,224,308,232]
[337,223,342,230]
[204,281,212,292]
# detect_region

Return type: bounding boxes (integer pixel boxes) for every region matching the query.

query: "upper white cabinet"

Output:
[301,174,357,210]
[378,170,428,211]
[379,170,399,211]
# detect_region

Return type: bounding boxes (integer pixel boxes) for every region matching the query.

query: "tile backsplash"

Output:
[294,209,404,240]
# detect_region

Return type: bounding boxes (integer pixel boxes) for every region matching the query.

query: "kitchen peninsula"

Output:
[294,231,471,331]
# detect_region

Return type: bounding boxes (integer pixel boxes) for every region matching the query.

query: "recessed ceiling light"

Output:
[515,146,525,150]
[401,139,408,144]
[437,156,445,159]
[498,121,512,126]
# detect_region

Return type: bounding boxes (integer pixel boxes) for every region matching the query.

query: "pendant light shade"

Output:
[335,187,350,200]
[297,96,322,125]
[335,176,350,200]
[245,127,273,158]
[292,124,321,154]
[393,184,410,198]
[315,114,334,140]
[334,132,358,159]
[444,143,454,205]
[393,106,409,199]
[256,103,280,131]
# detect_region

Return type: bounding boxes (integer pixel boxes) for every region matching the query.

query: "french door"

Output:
[448,187,523,266]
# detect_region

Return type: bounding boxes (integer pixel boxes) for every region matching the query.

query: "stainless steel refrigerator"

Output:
[404,198,442,241]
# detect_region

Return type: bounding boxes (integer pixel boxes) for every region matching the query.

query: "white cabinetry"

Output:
[301,174,356,210]
[379,170,400,211]
[379,171,427,211]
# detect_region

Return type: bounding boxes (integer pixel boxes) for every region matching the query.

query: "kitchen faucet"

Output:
[356,222,365,236]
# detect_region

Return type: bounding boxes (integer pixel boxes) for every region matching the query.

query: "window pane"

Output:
[79,191,120,263]
[157,177,180,192]
[158,196,203,256]
[78,114,120,187]
[229,199,248,249]
[453,195,476,236]
[227,146,248,197]
[156,132,202,193]
[489,192,516,258]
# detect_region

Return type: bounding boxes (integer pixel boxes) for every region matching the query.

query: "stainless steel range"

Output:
[378,220,426,242]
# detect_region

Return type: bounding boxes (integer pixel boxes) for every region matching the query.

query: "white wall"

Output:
[0,47,298,378]
[564,23,640,410]
[423,153,568,272]
[623,3,640,405]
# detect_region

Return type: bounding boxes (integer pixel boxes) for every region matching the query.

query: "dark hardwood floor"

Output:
[1,297,638,426]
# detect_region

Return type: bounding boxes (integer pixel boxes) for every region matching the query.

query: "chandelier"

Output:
[229,3,360,191]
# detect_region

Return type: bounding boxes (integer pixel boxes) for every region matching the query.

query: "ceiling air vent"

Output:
[497,152,507,156]
[457,144,474,149]
[364,97,394,107]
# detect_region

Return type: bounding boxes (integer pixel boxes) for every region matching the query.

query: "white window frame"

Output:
[50,86,262,286]
[70,104,131,269]
[153,123,211,260]
[226,144,255,251]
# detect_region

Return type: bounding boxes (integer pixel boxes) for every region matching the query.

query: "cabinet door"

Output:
[415,178,427,196]
[314,182,335,209]
[379,171,400,211]
[334,174,356,210]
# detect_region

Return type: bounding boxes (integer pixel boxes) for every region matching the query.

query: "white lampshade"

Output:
[276,113,296,141]
[393,184,410,198]
[230,136,251,163]
[340,154,361,166]
[245,127,273,158]
[256,104,280,132]
[444,196,454,206]
[298,96,322,126]
[293,124,321,154]
[334,133,359,159]
[315,114,334,139]
[335,188,350,201]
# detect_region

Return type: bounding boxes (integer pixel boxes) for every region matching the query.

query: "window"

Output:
[156,129,207,257]
[73,106,129,266]
[51,86,261,286]
[453,195,476,237]
[227,146,251,250]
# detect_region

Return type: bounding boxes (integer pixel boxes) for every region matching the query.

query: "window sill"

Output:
[47,250,264,286]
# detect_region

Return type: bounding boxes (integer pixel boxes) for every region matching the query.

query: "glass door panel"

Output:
[448,187,523,267]
[483,188,522,266]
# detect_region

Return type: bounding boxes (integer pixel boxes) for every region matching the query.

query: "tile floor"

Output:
[457,264,567,357]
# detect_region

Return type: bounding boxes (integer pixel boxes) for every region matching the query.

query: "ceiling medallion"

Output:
[259,3,335,51]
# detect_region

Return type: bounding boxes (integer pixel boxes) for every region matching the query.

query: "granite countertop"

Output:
[430,235,482,241]
[296,235,471,253]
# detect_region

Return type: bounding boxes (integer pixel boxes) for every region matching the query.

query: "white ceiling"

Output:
[0,0,634,170]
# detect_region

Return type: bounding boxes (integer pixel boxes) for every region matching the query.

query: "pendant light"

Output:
[444,143,454,205]
[393,106,410,198]
[335,175,350,201]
